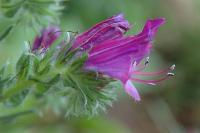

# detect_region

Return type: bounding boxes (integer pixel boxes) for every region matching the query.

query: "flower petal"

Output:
[88,18,165,63]
[124,80,141,101]
[32,26,60,51]
[137,18,166,39]
[41,26,61,48]
[72,14,131,49]
[32,35,43,51]
[87,36,149,65]
[85,55,132,82]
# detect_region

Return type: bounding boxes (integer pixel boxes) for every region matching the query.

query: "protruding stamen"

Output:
[131,73,174,85]
[132,64,175,76]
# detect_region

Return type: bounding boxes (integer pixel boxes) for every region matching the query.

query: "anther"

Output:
[170,64,175,71]
[167,72,175,76]
[145,57,149,66]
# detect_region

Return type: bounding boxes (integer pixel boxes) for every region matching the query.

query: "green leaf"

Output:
[16,54,31,79]
[4,88,29,107]
[2,7,20,17]
[0,25,13,42]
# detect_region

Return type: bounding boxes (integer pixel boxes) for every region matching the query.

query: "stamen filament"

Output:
[131,73,174,85]
[133,64,175,76]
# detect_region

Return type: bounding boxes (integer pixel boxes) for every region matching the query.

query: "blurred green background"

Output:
[0,0,200,132]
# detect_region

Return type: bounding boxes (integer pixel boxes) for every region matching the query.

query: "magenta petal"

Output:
[72,14,131,49]
[41,26,61,48]
[85,55,132,82]
[85,18,166,80]
[124,80,141,101]
[87,37,149,64]
[87,18,165,64]
[32,26,61,51]
[137,18,166,39]
[32,35,43,51]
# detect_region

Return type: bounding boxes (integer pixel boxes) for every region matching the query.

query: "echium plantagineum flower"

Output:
[73,14,175,101]
[32,26,61,51]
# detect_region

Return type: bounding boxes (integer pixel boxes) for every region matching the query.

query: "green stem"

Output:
[0,80,34,102]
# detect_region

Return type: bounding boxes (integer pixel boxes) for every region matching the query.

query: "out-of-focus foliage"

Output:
[0,0,66,41]
[0,115,131,133]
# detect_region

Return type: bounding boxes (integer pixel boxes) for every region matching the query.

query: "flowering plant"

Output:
[0,14,174,119]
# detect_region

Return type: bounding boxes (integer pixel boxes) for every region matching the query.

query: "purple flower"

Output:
[32,26,61,51]
[72,14,131,50]
[73,15,175,101]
